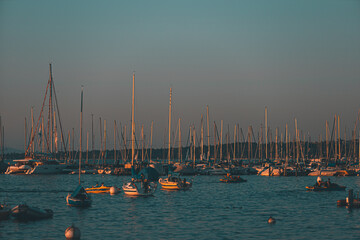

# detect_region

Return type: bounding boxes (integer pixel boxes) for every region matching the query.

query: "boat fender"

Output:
[268,216,276,224]
[110,186,119,195]
[65,224,81,239]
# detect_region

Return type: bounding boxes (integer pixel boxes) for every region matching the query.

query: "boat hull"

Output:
[11,204,53,221]
[66,195,92,207]
[85,186,111,194]
[158,178,192,190]
[122,182,157,196]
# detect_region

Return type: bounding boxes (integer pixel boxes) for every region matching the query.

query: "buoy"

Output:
[65,224,81,239]
[110,186,119,195]
[268,216,276,224]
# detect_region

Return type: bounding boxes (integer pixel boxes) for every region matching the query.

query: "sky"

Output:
[0,0,360,151]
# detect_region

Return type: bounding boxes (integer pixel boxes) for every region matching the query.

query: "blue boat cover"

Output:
[132,167,159,181]
[70,185,87,198]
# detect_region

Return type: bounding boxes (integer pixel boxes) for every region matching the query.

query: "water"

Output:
[1,174,360,239]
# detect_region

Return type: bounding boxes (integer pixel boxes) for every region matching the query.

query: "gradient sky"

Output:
[1,0,360,150]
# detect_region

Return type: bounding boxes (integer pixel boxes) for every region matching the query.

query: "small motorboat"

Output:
[85,184,111,194]
[159,175,192,190]
[66,185,92,207]
[0,203,11,220]
[122,180,157,196]
[11,204,53,221]
[306,182,346,191]
[220,173,247,183]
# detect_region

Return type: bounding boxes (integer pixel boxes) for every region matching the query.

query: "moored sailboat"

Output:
[66,87,92,207]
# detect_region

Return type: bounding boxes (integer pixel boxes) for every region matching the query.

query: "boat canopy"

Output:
[132,167,159,181]
[70,185,87,198]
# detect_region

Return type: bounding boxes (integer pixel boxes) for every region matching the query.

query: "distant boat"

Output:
[11,204,53,221]
[159,172,192,190]
[26,158,68,174]
[220,173,247,183]
[85,184,112,194]
[5,158,33,174]
[123,167,157,196]
[0,203,11,220]
[66,185,92,207]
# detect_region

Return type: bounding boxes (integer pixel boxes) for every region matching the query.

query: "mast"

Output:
[25,117,27,155]
[193,126,196,167]
[265,106,268,159]
[214,122,217,164]
[200,114,203,161]
[275,128,278,161]
[334,115,337,160]
[326,120,329,161]
[91,114,94,165]
[178,118,181,162]
[207,105,210,161]
[285,123,288,164]
[42,116,45,153]
[114,120,116,165]
[141,125,144,162]
[79,86,83,185]
[233,124,236,160]
[131,72,135,166]
[338,115,341,160]
[168,87,172,165]
[104,119,107,165]
[220,120,223,161]
[31,107,34,155]
[86,131,89,165]
[150,121,153,162]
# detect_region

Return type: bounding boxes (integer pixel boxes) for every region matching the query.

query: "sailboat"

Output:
[66,87,92,207]
[158,88,192,190]
[122,73,157,196]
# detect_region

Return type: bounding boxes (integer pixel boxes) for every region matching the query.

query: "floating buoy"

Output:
[65,224,81,239]
[110,186,119,195]
[268,216,276,224]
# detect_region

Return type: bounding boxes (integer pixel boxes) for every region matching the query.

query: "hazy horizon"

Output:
[1,0,359,151]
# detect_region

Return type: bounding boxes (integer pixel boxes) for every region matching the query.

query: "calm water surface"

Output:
[1,174,360,239]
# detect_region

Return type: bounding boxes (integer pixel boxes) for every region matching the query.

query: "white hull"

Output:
[122,181,157,196]
[26,162,68,174]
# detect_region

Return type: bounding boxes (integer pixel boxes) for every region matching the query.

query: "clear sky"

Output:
[1,0,360,150]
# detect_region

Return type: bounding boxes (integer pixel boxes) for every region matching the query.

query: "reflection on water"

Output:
[1,174,360,239]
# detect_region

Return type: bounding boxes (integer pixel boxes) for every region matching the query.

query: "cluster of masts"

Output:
[2,64,360,168]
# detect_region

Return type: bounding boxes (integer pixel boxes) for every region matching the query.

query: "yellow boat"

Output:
[158,175,192,190]
[85,185,111,194]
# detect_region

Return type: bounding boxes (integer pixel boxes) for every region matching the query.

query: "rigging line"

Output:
[25,76,50,156]
[52,75,68,157]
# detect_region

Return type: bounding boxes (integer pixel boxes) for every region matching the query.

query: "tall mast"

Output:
[141,124,144,162]
[168,87,172,165]
[338,115,341,160]
[265,106,268,159]
[42,116,45,153]
[220,120,223,161]
[114,120,117,165]
[178,118,181,162]
[334,115,337,160]
[91,114,94,165]
[213,122,217,164]
[104,119,107,165]
[233,124,236,160]
[326,120,329,161]
[200,114,203,161]
[295,118,299,164]
[275,128,278,161]
[285,123,288,164]
[31,107,34,155]
[86,131,89,165]
[131,72,135,166]
[150,121,153,162]
[49,64,53,154]
[206,105,210,161]
[193,126,196,167]
[79,86,83,185]
[25,117,27,155]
